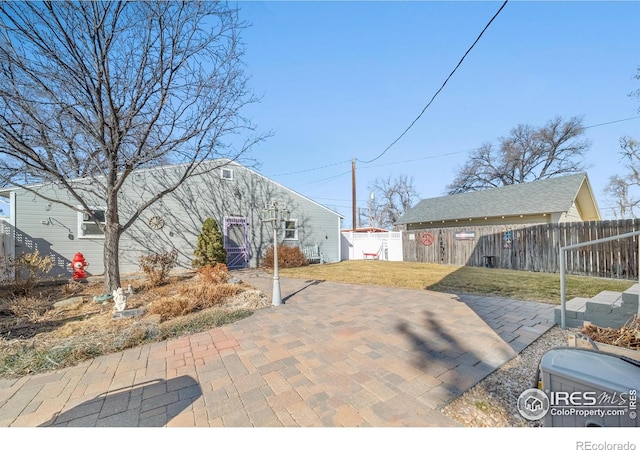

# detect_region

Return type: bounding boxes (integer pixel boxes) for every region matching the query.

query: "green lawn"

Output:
[278,260,636,304]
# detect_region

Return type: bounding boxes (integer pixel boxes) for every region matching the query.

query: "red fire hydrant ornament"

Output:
[71,252,89,280]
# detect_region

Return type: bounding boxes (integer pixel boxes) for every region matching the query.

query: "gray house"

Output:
[0,159,342,276]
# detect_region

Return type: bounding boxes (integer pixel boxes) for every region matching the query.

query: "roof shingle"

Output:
[396,173,589,225]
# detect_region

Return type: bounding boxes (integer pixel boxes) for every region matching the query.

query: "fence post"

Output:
[560,229,640,330]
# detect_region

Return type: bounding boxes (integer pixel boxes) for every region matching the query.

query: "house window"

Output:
[284,219,298,240]
[221,168,233,181]
[78,208,106,238]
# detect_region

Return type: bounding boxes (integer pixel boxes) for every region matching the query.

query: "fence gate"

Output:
[223,216,249,269]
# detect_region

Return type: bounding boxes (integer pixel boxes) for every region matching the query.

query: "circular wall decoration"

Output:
[419,231,434,246]
[148,216,165,230]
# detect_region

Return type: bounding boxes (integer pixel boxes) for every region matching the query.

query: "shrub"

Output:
[147,283,244,320]
[63,279,85,296]
[181,283,244,309]
[192,218,227,268]
[261,245,309,269]
[0,250,54,295]
[197,263,229,284]
[147,296,197,321]
[138,248,178,287]
[8,295,50,323]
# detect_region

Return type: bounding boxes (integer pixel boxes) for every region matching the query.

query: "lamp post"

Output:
[262,201,288,306]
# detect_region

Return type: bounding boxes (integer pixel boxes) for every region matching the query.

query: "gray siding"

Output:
[5,160,342,276]
[10,187,104,277]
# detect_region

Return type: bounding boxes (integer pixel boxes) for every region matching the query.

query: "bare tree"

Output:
[367,175,419,229]
[604,137,640,219]
[446,116,590,194]
[604,67,640,218]
[0,2,264,291]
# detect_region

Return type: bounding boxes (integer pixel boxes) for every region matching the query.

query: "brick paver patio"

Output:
[0,270,555,427]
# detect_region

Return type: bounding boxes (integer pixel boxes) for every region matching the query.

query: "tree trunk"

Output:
[103,221,122,293]
[103,190,122,293]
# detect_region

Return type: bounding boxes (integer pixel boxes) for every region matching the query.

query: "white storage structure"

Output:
[539,348,640,427]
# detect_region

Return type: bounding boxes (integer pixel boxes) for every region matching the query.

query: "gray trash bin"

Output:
[539,348,640,427]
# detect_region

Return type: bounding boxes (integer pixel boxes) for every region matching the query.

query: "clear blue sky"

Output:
[234,1,640,226]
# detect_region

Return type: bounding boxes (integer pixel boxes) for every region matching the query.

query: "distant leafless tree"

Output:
[630,66,640,105]
[604,137,640,219]
[604,67,640,219]
[446,116,590,194]
[0,2,265,291]
[368,175,419,229]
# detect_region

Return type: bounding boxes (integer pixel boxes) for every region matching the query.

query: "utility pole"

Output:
[352,158,356,232]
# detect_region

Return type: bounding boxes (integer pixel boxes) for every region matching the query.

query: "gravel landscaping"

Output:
[441,325,572,427]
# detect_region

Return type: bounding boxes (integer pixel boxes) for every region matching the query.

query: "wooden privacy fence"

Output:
[402,219,640,279]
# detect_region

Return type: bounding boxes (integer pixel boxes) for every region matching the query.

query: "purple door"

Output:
[223,216,249,268]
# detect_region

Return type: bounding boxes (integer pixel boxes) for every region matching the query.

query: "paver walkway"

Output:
[0,270,555,427]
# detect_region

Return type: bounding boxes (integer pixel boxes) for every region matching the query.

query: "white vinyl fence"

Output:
[341,231,403,261]
[0,219,14,281]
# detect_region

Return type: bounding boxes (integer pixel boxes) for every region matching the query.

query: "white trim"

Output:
[283,219,298,241]
[337,216,342,262]
[9,192,16,228]
[77,206,106,239]
[221,167,234,181]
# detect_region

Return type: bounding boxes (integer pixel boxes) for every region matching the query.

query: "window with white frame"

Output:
[221,167,233,180]
[283,219,298,240]
[78,208,106,238]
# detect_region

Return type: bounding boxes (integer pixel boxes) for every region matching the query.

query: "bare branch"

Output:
[0,1,265,291]
[604,137,640,218]
[368,175,419,229]
[446,116,589,194]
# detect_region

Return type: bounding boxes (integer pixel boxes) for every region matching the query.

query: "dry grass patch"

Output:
[0,272,264,378]
[279,260,636,304]
[147,283,245,320]
[180,283,244,309]
[280,260,459,289]
[5,295,51,323]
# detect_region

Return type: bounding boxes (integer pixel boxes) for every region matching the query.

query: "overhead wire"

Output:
[289,169,352,188]
[267,158,352,177]
[583,116,640,129]
[356,0,509,165]
[269,114,640,188]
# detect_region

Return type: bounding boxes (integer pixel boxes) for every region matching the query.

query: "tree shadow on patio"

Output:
[40,375,201,427]
[396,312,513,400]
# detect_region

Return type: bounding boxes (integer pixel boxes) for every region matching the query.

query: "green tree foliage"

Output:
[193,218,227,268]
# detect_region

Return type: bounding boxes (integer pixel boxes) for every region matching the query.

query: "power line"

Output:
[290,169,352,188]
[584,116,640,129]
[267,159,352,177]
[359,116,640,169]
[359,148,472,169]
[267,114,640,187]
[357,0,509,165]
